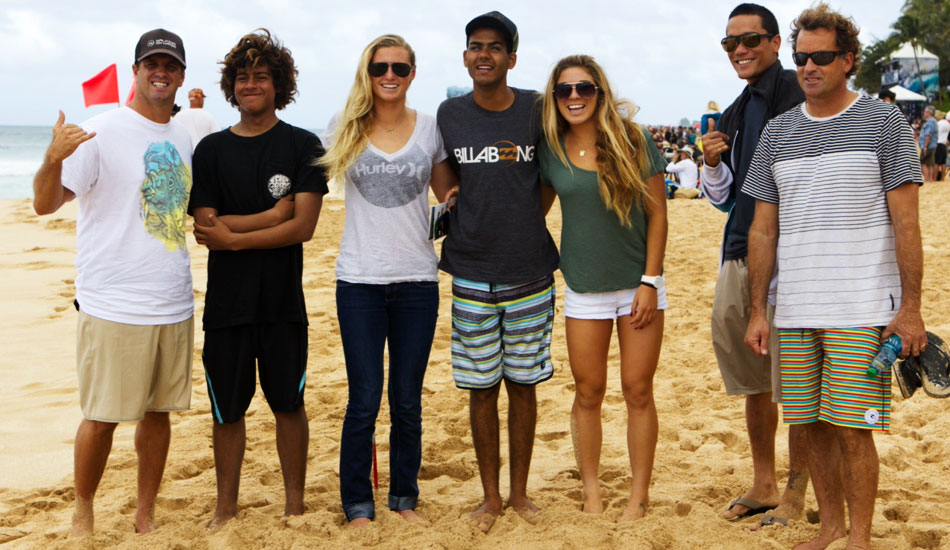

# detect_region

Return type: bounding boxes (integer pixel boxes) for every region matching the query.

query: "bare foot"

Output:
[396,509,428,525]
[620,500,647,522]
[348,517,372,529]
[468,501,502,533]
[793,528,847,550]
[582,488,604,515]
[508,496,541,524]
[206,512,237,530]
[721,490,779,520]
[134,513,157,534]
[70,498,94,538]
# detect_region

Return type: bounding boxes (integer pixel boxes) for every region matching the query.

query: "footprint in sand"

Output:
[418,459,475,481]
[901,525,943,549]
[168,457,213,480]
[883,502,912,522]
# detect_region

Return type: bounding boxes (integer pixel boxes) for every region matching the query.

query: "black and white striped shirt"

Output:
[743,95,923,329]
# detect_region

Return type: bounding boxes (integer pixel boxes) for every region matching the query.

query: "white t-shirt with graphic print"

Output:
[329,111,448,283]
[62,106,194,325]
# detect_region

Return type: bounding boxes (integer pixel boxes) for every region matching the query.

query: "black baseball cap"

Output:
[135,28,186,68]
[465,11,518,53]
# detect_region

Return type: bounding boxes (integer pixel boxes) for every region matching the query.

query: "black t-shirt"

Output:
[188,121,328,330]
[436,88,559,284]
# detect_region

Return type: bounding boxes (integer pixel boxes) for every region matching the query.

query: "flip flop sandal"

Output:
[725,497,776,521]
[905,332,950,398]
[758,513,789,527]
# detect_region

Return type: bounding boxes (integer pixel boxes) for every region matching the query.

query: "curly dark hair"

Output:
[790,3,861,77]
[219,29,298,110]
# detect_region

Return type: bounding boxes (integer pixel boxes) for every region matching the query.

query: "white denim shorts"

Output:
[564,283,669,320]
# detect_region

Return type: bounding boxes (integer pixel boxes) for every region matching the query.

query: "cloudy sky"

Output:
[3,0,904,129]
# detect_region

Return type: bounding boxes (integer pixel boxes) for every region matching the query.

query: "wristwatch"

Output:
[640,274,664,289]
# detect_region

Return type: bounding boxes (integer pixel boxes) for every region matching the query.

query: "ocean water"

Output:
[0,126,50,200]
[0,125,329,201]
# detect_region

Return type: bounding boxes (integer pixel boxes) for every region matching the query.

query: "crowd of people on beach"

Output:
[31,3,934,549]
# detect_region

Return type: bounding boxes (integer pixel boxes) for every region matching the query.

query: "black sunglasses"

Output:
[792,50,846,66]
[720,32,776,52]
[553,81,599,101]
[368,62,412,78]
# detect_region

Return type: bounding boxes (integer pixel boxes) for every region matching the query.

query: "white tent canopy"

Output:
[888,84,928,102]
[890,42,938,61]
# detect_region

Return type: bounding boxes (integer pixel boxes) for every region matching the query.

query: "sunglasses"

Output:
[720,32,776,52]
[553,81,599,101]
[368,62,412,78]
[792,50,846,66]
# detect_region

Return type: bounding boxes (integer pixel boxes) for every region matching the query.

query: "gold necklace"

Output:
[380,110,407,136]
[570,135,596,157]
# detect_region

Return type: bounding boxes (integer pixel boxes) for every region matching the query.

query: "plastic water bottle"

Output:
[867,334,902,378]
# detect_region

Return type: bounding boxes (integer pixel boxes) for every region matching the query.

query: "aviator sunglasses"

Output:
[792,50,846,66]
[553,81,599,101]
[720,32,776,52]
[368,62,412,78]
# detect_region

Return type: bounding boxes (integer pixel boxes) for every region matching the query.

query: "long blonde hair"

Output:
[320,35,416,182]
[541,55,652,227]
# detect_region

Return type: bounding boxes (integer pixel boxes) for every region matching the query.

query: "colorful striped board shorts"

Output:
[778,327,890,431]
[451,275,556,390]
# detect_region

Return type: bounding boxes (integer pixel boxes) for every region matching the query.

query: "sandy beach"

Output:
[0,184,948,550]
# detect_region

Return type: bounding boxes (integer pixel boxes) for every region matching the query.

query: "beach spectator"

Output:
[189,29,327,527]
[539,55,668,520]
[700,3,810,528]
[32,29,194,536]
[174,87,219,151]
[320,34,456,527]
[436,11,559,532]
[744,5,925,548]
[935,110,949,181]
[919,105,938,182]
[878,87,896,104]
[666,147,699,198]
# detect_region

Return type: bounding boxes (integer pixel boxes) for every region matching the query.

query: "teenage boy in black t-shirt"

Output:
[189,29,327,528]
[436,12,558,532]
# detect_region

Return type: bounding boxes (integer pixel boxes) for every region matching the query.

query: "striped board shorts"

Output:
[778,327,890,431]
[451,275,556,390]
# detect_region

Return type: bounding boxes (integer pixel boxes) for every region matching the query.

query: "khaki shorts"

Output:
[673,187,700,199]
[77,311,193,422]
[920,147,936,166]
[711,258,781,400]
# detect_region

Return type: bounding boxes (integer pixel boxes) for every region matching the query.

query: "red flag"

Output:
[82,64,119,107]
[125,80,135,105]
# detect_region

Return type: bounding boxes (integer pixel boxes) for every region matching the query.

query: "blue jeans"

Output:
[336,280,439,521]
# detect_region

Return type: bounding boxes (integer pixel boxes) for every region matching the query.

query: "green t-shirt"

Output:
[539,127,666,293]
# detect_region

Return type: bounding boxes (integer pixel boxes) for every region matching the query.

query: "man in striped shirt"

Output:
[744,4,926,549]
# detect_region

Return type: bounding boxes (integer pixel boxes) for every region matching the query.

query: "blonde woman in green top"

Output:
[539,54,668,521]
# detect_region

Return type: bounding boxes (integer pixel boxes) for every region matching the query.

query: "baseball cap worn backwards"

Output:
[466,11,518,53]
[135,28,186,68]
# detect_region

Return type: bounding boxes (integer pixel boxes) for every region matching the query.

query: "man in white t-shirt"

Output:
[744,6,925,549]
[935,110,949,181]
[174,88,219,150]
[32,29,194,537]
[665,147,699,198]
